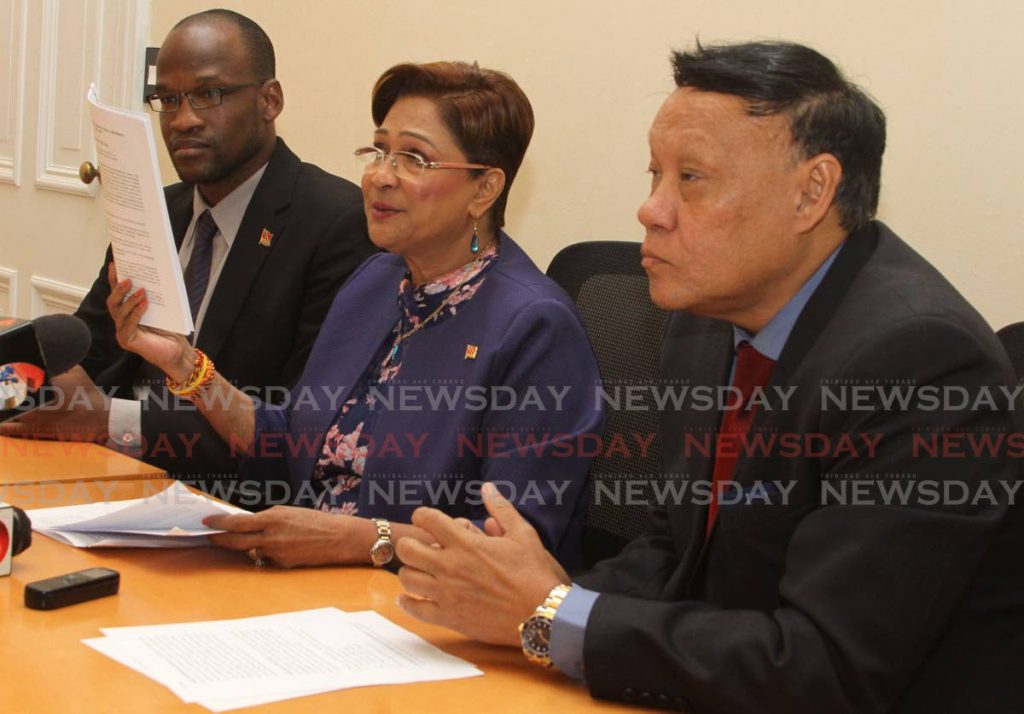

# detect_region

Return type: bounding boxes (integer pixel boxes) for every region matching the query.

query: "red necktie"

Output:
[707,341,776,534]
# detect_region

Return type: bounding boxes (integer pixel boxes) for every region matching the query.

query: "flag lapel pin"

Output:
[464,344,479,360]
[259,228,274,247]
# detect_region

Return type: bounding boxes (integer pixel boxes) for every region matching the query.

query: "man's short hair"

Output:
[672,41,886,232]
[172,9,276,80]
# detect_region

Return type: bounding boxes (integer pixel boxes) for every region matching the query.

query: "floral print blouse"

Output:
[310,243,499,514]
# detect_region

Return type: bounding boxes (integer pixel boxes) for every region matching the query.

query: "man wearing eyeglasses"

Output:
[4,10,375,505]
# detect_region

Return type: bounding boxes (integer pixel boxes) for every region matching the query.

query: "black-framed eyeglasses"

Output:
[354,146,492,180]
[145,83,261,113]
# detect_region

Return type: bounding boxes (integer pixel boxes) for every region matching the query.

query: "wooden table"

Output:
[0,434,166,484]
[0,434,167,509]
[2,452,647,713]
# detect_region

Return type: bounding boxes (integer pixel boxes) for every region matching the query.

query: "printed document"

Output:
[83,607,483,711]
[27,481,246,548]
[87,84,193,335]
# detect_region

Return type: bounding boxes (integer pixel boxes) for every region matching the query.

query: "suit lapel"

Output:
[197,139,298,360]
[287,258,406,478]
[165,185,194,248]
[660,313,732,563]
[771,223,879,385]
[702,223,882,545]
[739,222,881,440]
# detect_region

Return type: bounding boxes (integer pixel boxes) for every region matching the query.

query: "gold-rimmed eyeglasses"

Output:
[354,146,492,180]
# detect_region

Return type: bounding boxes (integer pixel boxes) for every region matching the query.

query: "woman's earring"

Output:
[470,220,480,254]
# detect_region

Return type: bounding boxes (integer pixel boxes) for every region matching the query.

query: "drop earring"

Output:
[470,220,480,254]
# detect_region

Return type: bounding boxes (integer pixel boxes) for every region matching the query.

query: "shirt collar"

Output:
[397,242,500,322]
[190,164,268,248]
[732,243,844,360]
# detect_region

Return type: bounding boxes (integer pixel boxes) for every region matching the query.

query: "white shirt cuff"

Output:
[107,397,142,455]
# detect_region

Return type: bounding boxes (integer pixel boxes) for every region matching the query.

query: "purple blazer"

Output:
[244,234,604,566]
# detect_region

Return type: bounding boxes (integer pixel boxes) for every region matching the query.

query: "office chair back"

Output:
[996,321,1024,383]
[547,241,670,566]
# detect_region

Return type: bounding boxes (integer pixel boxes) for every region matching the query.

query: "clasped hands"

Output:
[396,482,569,646]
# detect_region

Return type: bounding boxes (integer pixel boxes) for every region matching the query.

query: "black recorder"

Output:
[24,568,120,610]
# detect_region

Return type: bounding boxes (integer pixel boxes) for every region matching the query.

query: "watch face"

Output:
[521,615,552,656]
[371,540,395,566]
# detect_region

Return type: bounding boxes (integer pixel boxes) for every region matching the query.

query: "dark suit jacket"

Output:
[576,222,1024,713]
[75,138,376,488]
[243,235,605,567]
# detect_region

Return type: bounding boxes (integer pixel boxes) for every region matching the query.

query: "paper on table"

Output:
[87,84,193,335]
[27,481,246,548]
[26,529,211,549]
[82,636,327,711]
[83,608,483,711]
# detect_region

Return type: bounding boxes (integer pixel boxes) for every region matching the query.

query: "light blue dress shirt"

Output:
[549,245,843,679]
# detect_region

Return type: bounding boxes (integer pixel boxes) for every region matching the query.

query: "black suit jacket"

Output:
[75,138,375,488]
[576,222,1023,713]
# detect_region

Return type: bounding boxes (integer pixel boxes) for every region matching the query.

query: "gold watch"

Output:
[519,584,572,667]
[369,518,394,566]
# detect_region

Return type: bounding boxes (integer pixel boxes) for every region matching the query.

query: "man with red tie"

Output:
[393,41,1022,713]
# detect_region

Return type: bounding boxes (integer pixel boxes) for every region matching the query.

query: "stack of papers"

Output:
[27,481,248,547]
[83,607,483,711]
[87,84,194,334]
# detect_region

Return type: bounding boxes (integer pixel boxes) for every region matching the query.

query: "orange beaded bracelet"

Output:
[166,348,216,401]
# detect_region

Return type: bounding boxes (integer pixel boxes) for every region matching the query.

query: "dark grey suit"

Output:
[75,138,376,492]
[576,222,1024,713]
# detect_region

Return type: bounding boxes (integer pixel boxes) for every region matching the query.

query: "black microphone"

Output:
[29,314,92,376]
[0,314,92,422]
[1,503,32,575]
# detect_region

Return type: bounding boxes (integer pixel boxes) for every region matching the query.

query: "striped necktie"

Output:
[183,209,218,322]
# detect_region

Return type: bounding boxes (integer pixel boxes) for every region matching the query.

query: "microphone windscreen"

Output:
[33,314,91,376]
[11,506,31,556]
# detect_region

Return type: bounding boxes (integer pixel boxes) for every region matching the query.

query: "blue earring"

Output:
[470,220,480,254]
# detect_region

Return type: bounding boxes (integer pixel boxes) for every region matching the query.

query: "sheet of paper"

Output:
[84,608,482,711]
[87,84,193,335]
[38,530,213,548]
[27,481,246,548]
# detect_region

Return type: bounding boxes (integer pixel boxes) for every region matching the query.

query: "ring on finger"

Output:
[247,546,267,567]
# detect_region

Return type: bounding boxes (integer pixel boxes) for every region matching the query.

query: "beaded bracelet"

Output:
[166,349,205,391]
[166,348,216,400]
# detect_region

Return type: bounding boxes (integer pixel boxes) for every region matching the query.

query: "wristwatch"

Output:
[369,518,394,566]
[519,583,572,667]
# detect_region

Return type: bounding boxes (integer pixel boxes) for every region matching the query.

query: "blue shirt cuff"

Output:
[550,585,599,680]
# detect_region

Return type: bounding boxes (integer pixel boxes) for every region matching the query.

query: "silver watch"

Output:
[369,518,395,566]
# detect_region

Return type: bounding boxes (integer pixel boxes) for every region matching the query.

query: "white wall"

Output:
[6,1,1022,328]
[0,0,146,317]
